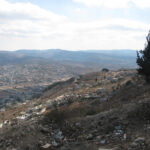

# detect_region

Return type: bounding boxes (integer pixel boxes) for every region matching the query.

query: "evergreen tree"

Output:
[137,30,150,82]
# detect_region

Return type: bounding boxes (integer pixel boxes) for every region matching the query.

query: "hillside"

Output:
[0,69,150,150]
[0,49,137,108]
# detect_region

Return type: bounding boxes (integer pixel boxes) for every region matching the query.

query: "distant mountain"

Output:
[0,49,137,69]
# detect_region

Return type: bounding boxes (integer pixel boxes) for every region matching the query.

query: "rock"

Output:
[75,122,81,128]
[123,133,127,140]
[41,108,46,114]
[52,140,59,147]
[96,135,102,140]
[86,134,93,140]
[100,98,108,102]
[107,76,112,80]
[16,114,30,120]
[111,78,118,83]
[41,127,49,133]
[0,123,3,128]
[129,137,145,149]
[4,120,9,125]
[41,143,51,149]
[115,126,121,130]
[100,139,106,144]
[96,88,105,94]
[55,130,64,141]
[130,142,139,148]
[134,137,145,144]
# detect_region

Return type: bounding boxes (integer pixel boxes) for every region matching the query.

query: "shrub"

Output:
[137,30,150,82]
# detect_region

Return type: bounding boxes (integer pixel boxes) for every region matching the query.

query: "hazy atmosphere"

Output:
[0,0,149,50]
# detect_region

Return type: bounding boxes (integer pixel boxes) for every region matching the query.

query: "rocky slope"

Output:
[0,69,150,150]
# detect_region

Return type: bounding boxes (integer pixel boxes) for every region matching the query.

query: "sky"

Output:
[0,0,150,50]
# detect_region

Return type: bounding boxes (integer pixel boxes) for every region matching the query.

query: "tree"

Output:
[137,30,150,82]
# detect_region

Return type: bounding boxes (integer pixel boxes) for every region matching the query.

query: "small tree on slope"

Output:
[137,30,150,82]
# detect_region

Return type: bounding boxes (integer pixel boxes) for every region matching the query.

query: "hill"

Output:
[0,49,137,69]
[0,69,150,150]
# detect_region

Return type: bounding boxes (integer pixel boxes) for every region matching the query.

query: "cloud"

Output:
[0,0,149,50]
[0,0,68,38]
[73,0,130,8]
[133,0,150,9]
[63,19,149,50]
[73,0,150,9]
[75,8,81,13]
[0,0,66,21]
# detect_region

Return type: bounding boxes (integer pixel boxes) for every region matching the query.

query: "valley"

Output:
[0,49,137,109]
[0,49,146,150]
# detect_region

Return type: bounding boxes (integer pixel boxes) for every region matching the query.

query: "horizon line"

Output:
[0,49,137,52]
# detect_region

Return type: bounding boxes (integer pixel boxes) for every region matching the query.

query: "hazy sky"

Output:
[0,0,150,50]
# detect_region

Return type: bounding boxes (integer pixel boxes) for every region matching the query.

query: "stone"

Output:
[134,137,145,144]
[0,123,3,128]
[4,120,9,125]
[111,78,118,83]
[41,127,49,133]
[55,130,64,141]
[100,139,106,144]
[100,98,108,102]
[75,122,81,128]
[41,108,46,114]
[115,126,121,130]
[123,133,127,140]
[86,134,93,140]
[130,142,139,148]
[96,88,105,94]
[52,140,59,147]
[16,114,30,120]
[96,135,102,140]
[41,143,51,149]
[107,76,112,80]
[129,137,145,149]
[146,126,150,130]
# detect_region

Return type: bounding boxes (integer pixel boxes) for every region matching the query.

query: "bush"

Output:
[137,30,150,82]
